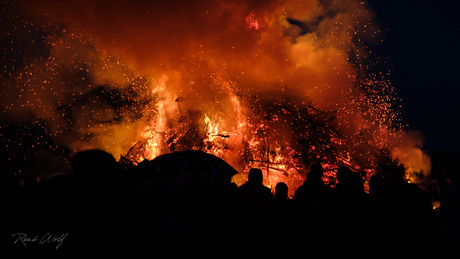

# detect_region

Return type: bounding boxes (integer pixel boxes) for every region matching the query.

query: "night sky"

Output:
[369,0,460,154]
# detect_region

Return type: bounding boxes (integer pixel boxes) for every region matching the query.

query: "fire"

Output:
[246,11,259,30]
[3,0,431,194]
[204,115,221,141]
[143,77,173,160]
[202,110,307,195]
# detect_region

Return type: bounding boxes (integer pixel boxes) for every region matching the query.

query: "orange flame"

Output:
[5,0,431,194]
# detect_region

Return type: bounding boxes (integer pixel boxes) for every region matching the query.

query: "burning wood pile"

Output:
[2,0,431,194]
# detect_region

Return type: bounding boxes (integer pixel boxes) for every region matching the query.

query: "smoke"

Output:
[391,130,431,184]
[3,0,430,179]
[1,4,155,158]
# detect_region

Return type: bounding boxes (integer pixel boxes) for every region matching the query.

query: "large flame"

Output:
[2,0,431,193]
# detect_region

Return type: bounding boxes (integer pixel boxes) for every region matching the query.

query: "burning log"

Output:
[175,96,185,114]
[122,91,371,194]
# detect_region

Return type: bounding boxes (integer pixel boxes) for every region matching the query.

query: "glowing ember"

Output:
[246,11,259,30]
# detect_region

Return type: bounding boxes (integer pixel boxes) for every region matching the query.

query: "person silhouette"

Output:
[334,166,365,204]
[71,149,121,191]
[275,182,288,200]
[441,172,460,257]
[238,168,272,202]
[70,149,127,257]
[236,168,272,257]
[273,182,291,222]
[294,163,331,209]
[293,163,334,258]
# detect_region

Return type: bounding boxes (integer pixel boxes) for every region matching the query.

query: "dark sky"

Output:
[368,0,460,154]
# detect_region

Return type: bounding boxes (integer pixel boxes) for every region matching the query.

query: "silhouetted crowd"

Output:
[1,149,459,259]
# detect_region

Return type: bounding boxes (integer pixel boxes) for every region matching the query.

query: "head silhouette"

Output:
[248,168,263,185]
[337,166,353,184]
[71,149,118,183]
[307,163,324,181]
[275,182,288,200]
[369,173,390,196]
